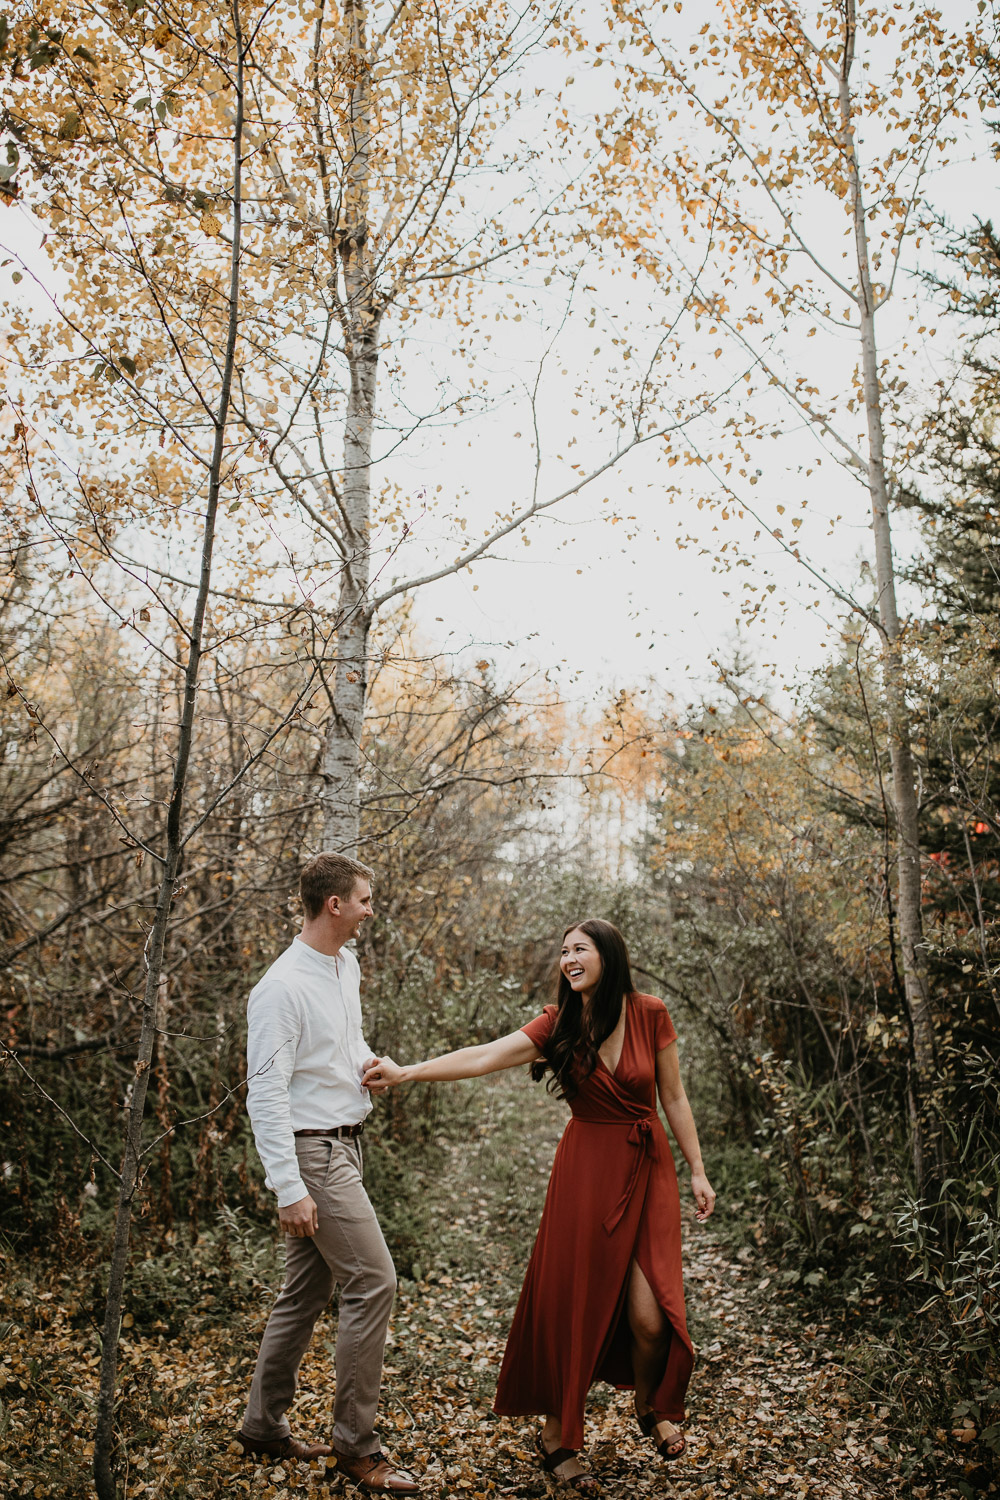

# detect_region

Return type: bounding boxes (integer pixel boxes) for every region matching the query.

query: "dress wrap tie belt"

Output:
[572,1115,659,1234]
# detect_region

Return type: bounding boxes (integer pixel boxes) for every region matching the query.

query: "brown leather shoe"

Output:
[237,1430,334,1461]
[332,1447,420,1493]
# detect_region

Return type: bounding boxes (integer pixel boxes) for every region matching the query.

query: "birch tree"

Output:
[204,0,724,855]
[604,0,975,1185]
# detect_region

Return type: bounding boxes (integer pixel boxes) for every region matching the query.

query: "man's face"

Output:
[333,879,373,940]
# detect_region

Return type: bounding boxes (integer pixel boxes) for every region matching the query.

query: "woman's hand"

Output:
[363,1055,405,1090]
[691,1172,717,1222]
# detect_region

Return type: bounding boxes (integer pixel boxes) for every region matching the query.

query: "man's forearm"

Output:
[246,1051,305,1204]
[260,1140,308,1208]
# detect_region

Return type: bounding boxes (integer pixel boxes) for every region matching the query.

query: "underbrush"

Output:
[701,1104,1000,1496]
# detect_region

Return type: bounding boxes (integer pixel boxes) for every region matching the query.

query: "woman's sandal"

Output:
[635,1409,686,1460]
[534,1430,601,1494]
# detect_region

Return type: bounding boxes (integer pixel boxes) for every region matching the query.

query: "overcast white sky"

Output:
[2,0,994,719]
[375,0,998,711]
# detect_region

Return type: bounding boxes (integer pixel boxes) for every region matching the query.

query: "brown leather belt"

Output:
[294,1123,365,1139]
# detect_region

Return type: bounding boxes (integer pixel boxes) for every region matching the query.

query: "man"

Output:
[237,851,418,1495]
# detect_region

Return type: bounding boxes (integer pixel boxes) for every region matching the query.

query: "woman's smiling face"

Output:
[560,928,603,1001]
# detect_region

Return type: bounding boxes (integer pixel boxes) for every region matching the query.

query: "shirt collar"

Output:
[293,935,342,975]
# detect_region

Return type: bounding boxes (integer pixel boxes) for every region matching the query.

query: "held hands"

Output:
[691,1172,717,1222]
[279,1193,318,1238]
[362,1054,392,1095]
[362,1055,405,1091]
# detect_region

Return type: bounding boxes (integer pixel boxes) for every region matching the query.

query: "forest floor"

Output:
[0,1072,979,1500]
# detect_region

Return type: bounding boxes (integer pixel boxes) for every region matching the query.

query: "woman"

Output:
[362,918,716,1492]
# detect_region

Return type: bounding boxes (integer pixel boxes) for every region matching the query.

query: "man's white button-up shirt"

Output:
[246,937,373,1207]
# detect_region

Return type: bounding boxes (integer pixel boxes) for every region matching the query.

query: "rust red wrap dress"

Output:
[492,992,694,1450]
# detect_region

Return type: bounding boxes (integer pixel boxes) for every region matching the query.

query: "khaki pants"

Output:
[242,1134,396,1455]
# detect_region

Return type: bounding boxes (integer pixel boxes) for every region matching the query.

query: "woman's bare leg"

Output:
[627,1259,683,1453]
[540,1414,586,1480]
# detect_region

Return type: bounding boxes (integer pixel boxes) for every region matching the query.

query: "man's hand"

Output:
[362,1055,404,1091]
[279,1194,318,1238]
[362,1054,394,1094]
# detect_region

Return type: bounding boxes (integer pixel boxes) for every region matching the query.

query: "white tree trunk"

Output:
[320,0,380,855]
[320,359,377,852]
[839,1,936,1152]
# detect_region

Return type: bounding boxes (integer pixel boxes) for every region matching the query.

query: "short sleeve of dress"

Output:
[520,1003,558,1055]
[653,998,677,1051]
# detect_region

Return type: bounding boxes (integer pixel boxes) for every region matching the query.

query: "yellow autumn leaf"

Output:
[58,110,83,141]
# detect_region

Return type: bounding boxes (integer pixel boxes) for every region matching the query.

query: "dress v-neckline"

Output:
[596,998,629,1079]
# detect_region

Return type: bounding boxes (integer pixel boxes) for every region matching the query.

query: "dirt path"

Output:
[369,1071,909,1500]
[0,1071,952,1498]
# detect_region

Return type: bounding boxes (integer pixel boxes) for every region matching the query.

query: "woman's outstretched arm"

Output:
[656,1043,717,1222]
[363,1029,540,1089]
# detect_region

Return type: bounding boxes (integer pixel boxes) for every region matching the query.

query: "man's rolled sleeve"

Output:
[246,984,307,1208]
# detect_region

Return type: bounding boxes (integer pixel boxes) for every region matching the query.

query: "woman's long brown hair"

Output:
[530,918,636,1101]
